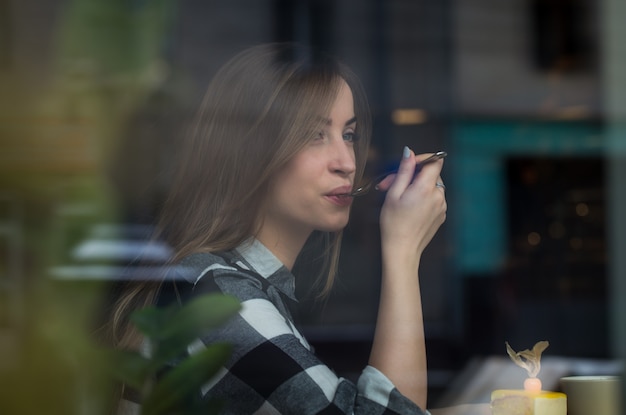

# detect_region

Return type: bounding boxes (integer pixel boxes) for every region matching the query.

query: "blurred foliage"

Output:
[108,294,241,415]
[57,0,176,76]
[52,0,179,161]
[0,0,185,414]
[0,278,115,415]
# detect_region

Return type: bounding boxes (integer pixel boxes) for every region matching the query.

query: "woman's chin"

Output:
[319,216,350,232]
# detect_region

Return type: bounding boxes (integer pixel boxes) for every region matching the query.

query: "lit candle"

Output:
[491,341,567,415]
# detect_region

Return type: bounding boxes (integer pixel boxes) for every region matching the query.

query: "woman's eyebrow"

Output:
[321,116,357,126]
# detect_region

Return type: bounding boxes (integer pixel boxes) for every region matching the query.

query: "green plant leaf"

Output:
[106,350,153,390]
[164,294,241,338]
[130,306,172,339]
[141,343,232,415]
[150,294,240,364]
[195,398,227,415]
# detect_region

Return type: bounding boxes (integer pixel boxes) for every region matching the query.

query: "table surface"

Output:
[430,404,491,415]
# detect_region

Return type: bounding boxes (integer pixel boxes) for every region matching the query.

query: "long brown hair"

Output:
[110,43,371,349]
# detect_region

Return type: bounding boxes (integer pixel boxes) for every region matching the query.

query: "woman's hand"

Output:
[369,146,446,408]
[377,147,447,263]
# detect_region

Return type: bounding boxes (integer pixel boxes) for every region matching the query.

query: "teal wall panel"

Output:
[451,120,604,274]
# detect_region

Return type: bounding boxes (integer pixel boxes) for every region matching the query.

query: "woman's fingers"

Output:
[379,148,447,255]
[384,146,417,198]
[411,152,444,187]
[375,173,396,191]
[376,148,444,195]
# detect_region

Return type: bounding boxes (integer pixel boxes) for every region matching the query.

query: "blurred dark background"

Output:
[1,0,625,409]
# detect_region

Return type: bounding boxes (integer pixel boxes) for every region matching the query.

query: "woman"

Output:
[112,42,446,414]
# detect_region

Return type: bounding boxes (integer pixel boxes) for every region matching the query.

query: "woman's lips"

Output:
[326,186,354,206]
[326,194,353,207]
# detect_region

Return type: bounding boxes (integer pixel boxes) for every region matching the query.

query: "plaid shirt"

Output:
[157,239,429,415]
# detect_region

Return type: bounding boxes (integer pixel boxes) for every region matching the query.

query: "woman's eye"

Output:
[343,131,357,143]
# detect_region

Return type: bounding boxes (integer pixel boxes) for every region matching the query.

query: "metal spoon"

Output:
[350,151,447,197]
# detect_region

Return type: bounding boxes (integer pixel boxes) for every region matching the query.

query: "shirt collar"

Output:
[234,238,297,300]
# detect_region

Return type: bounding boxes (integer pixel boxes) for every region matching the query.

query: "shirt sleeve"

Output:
[187,272,429,415]
[357,366,432,415]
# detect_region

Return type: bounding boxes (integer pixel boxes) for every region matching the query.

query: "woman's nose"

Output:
[330,136,356,175]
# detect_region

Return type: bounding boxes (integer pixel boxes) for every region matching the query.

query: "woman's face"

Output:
[259,80,357,243]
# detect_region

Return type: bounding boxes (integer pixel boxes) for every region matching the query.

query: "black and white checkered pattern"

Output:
[158,239,429,415]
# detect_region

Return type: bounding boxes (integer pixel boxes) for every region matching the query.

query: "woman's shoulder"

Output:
[161,245,296,318]
[176,251,241,281]
[168,250,270,298]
